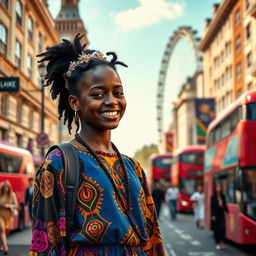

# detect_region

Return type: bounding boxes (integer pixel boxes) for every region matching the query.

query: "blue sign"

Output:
[222,136,239,167]
[205,146,216,172]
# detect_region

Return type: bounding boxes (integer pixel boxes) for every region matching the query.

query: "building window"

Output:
[29,109,33,129]
[247,82,253,91]
[16,133,22,147]
[235,9,240,26]
[236,63,242,81]
[0,127,8,140]
[0,23,7,56]
[237,89,243,98]
[16,102,22,123]
[0,95,8,117]
[235,35,241,52]
[221,74,224,86]
[27,55,32,78]
[246,52,252,68]
[15,40,21,67]
[0,0,8,9]
[229,65,233,80]
[16,0,22,27]
[28,16,33,41]
[245,0,250,10]
[246,23,251,40]
[221,51,224,63]
[38,32,43,52]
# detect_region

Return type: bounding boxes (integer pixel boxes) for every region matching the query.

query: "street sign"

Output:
[36,132,49,147]
[0,77,20,92]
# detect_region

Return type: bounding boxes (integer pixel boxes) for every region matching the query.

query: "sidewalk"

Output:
[7,226,31,256]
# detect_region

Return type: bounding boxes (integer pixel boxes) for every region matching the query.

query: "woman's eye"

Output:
[91,92,104,97]
[114,91,124,97]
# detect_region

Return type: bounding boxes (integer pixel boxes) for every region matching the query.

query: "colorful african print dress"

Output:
[30,147,165,256]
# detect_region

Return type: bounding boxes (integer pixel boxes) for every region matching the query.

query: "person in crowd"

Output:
[30,34,165,256]
[211,183,229,250]
[165,182,179,220]
[25,177,34,221]
[0,180,18,255]
[190,184,204,229]
[152,181,165,218]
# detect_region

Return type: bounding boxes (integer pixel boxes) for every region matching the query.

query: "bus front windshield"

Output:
[153,157,172,169]
[179,178,196,196]
[243,169,256,220]
[180,152,204,165]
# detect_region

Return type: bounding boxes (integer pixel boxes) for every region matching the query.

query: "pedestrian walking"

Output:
[25,177,34,221]
[211,183,229,250]
[152,181,165,218]
[0,180,18,255]
[190,184,204,229]
[29,34,165,256]
[165,183,179,220]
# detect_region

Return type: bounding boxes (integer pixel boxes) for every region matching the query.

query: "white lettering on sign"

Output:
[0,81,16,88]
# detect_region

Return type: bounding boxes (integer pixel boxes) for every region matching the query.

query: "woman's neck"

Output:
[78,125,114,153]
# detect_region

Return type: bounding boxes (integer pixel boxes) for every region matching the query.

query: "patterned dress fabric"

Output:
[30,147,165,256]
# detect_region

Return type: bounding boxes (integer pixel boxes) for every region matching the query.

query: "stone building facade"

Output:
[0,0,60,160]
[199,0,256,116]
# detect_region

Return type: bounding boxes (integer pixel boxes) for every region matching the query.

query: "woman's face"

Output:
[72,65,126,131]
[215,184,222,194]
[2,184,9,193]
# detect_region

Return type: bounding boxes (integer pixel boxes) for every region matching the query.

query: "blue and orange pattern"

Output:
[30,147,165,256]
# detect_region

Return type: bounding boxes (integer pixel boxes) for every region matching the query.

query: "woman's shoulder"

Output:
[38,148,64,174]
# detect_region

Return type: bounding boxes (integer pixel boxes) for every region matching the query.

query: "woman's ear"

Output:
[68,95,80,111]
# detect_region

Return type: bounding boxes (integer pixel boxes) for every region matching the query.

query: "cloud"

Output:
[114,0,185,31]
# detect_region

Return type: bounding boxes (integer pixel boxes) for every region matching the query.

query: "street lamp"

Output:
[38,61,46,158]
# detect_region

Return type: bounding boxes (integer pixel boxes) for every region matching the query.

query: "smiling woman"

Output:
[29,34,165,256]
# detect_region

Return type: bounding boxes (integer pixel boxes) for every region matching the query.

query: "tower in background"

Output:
[55,0,88,44]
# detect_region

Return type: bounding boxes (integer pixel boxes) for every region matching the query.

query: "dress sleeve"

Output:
[210,196,216,217]
[29,150,66,256]
[133,160,166,256]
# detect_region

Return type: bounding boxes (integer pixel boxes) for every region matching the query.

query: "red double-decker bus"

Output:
[150,153,173,183]
[171,145,205,212]
[205,90,256,244]
[0,142,35,230]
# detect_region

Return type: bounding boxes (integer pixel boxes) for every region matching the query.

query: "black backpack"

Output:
[46,143,80,251]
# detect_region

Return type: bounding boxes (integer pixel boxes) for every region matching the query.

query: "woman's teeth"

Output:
[102,111,118,117]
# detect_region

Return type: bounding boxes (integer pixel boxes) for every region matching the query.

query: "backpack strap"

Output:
[46,143,80,252]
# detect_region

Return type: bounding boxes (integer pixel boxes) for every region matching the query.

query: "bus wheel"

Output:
[18,206,25,231]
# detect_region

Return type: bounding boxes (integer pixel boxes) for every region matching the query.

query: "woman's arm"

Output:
[133,160,166,256]
[210,196,216,220]
[222,195,229,213]
[29,150,66,256]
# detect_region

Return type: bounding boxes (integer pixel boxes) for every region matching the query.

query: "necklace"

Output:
[75,133,131,213]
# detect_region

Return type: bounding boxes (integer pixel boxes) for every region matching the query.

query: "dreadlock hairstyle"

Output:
[37,34,127,134]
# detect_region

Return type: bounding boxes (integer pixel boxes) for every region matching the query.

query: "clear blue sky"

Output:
[48,0,219,156]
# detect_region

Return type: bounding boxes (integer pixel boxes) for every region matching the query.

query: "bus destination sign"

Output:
[0,77,20,92]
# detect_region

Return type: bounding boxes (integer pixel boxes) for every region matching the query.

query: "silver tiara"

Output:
[66,51,107,77]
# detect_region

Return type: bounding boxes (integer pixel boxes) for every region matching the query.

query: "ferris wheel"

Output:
[156,26,202,152]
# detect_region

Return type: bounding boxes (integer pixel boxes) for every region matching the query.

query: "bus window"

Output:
[230,107,242,131]
[214,168,236,203]
[180,152,204,165]
[25,162,34,175]
[0,152,22,173]
[207,130,215,147]
[220,118,230,139]
[246,103,256,121]
[242,168,256,220]
[153,158,172,168]
[215,125,221,142]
